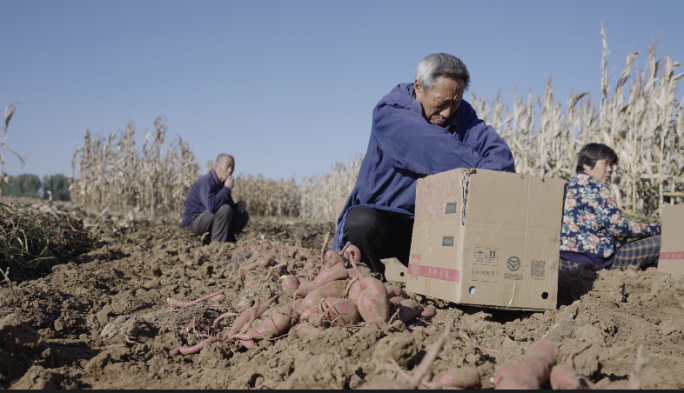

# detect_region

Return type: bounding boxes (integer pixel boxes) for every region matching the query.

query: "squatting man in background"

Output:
[333,53,515,276]
[182,154,249,243]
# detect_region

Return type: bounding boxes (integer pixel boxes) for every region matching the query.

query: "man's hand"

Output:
[237,200,247,213]
[224,176,235,190]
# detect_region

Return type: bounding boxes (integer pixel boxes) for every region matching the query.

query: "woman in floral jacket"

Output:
[560,143,661,270]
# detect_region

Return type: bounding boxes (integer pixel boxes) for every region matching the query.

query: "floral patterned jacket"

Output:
[560,173,661,263]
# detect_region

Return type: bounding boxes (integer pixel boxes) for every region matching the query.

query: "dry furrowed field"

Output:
[0,27,683,389]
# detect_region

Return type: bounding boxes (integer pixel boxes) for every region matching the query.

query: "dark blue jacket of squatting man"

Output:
[332,82,516,250]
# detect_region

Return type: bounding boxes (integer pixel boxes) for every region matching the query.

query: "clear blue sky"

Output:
[2,0,683,182]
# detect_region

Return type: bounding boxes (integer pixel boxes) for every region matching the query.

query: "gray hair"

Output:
[415,53,470,92]
[216,153,234,164]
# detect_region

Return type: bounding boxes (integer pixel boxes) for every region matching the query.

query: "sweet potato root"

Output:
[432,366,481,389]
[300,306,319,320]
[313,263,349,287]
[356,277,390,324]
[550,364,581,390]
[505,355,551,385]
[296,322,325,338]
[347,280,362,302]
[325,297,360,325]
[389,296,405,306]
[386,285,407,299]
[493,360,512,384]
[496,375,540,389]
[397,299,424,323]
[420,305,436,320]
[281,275,300,297]
[325,250,345,267]
[227,295,277,338]
[177,337,218,355]
[232,307,297,341]
[527,340,557,366]
[301,280,347,310]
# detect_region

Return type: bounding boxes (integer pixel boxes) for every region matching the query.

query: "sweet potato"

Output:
[232,308,298,341]
[238,254,274,272]
[420,305,436,320]
[293,281,318,300]
[550,364,582,390]
[294,299,304,313]
[178,337,218,355]
[238,340,257,350]
[493,360,512,384]
[325,250,345,267]
[386,285,407,298]
[313,263,349,287]
[432,366,480,389]
[281,275,300,297]
[506,355,551,385]
[300,306,319,320]
[527,340,557,366]
[397,299,424,323]
[325,297,361,325]
[347,280,362,302]
[496,375,540,389]
[356,277,390,324]
[301,280,347,310]
[227,295,277,338]
[296,322,325,338]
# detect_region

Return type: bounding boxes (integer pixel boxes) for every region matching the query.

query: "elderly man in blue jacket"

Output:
[182,154,249,242]
[333,53,515,276]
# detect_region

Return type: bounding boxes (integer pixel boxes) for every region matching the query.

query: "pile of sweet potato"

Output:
[168,237,436,354]
[494,340,589,389]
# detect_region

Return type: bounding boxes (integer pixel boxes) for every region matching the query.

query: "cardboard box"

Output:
[658,204,684,279]
[381,257,408,283]
[405,168,565,311]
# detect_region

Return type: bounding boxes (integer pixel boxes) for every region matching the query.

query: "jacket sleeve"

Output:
[459,112,516,173]
[373,103,515,175]
[199,183,234,214]
[593,186,661,238]
[372,104,487,176]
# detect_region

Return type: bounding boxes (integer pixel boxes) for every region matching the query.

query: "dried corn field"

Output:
[473,25,684,216]
[298,155,362,222]
[69,118,200,220]
[69,27,683,222]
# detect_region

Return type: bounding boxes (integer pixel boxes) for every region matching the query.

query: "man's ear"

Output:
[414,79,423,99]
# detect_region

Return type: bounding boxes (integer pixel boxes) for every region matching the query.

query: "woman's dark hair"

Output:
[576,143,618,172]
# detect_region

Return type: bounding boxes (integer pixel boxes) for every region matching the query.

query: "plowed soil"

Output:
[1,216,683,389]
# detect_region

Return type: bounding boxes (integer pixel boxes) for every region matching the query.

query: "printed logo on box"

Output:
[507,256,521,271]
[444,202,458,214]
[442,236,454,247]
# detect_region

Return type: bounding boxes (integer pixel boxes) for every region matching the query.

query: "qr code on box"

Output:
[531,260,545,279]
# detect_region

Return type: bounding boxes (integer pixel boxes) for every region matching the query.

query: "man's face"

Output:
[215,157,235,181]
[414,76,465,127]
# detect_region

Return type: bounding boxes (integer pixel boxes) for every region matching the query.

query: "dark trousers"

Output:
[185,204,249,243]
[344,206,414,276]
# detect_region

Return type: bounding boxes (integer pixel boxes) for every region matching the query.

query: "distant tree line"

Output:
[1,174,71,201]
